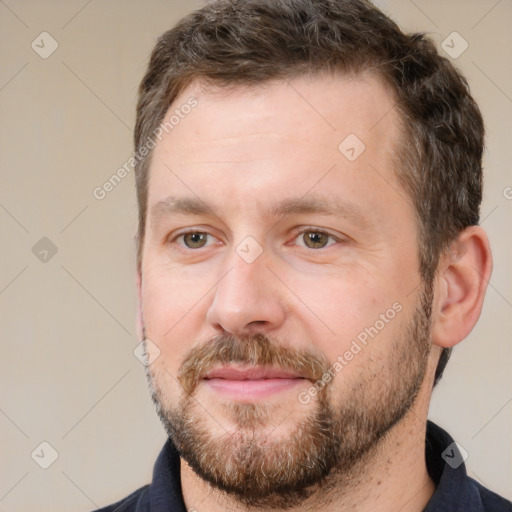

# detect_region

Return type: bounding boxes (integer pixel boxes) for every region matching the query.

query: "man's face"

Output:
[138,74,433,507]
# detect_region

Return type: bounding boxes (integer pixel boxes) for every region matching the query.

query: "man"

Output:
[95,0,511,510]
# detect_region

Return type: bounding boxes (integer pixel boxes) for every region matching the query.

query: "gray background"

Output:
[1,1,511,510]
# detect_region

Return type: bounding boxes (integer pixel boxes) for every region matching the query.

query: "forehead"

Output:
[159,72,399,161]
[146,72,410,230]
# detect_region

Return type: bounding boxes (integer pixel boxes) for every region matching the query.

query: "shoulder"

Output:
[470,478,512,512]
[89,484,150,512]
[425,421,512,512]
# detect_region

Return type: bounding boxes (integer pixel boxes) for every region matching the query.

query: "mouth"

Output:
[202,365,308,401]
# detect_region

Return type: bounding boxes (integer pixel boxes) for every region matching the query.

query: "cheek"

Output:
[142,259,212,321]
[141,268,211,372]
[287,272,402,366]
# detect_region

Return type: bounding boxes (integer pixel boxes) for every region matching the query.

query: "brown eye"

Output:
[301,231,332,249]
[182,232,209,248]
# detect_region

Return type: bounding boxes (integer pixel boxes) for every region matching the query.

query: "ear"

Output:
[431,225,492,349]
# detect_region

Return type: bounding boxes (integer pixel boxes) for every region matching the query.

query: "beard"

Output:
[143,284,433,510]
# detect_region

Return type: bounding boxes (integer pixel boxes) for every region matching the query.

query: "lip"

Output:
[204,365,302,380]
[202,365,307,401]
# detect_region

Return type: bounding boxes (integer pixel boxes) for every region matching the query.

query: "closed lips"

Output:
[203,366,305,380]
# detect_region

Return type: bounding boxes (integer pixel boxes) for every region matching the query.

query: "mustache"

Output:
[177,333,330,395]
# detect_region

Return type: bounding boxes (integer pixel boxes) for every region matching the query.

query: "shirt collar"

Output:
[423,420,485,511]
[148,436,187,512]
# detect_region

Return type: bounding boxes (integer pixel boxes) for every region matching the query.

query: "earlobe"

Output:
[431,226,492,349]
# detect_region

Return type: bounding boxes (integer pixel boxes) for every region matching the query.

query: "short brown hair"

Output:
[134,0,485,385]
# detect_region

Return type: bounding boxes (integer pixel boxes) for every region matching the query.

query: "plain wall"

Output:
[0,1,511,510]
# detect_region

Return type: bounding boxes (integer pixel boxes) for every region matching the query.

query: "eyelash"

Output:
[171,228,342,250]
[293,228,340,248]
[173,231,216,248]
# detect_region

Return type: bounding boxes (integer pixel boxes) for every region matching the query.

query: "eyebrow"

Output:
[150,197,213,227]
[149,195,369,229]
[264,197,368,228]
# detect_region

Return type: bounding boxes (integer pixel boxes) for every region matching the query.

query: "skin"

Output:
[136,72,492,511]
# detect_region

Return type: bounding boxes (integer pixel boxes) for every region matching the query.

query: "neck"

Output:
[180,406,435,512]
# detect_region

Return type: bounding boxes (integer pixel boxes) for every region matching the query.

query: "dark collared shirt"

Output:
[93,421,512,511]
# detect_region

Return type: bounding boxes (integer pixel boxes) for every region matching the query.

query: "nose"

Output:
[206,248,287,336]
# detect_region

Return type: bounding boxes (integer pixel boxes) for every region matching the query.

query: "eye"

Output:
[294,229,338,249]
[176,231,214,249]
